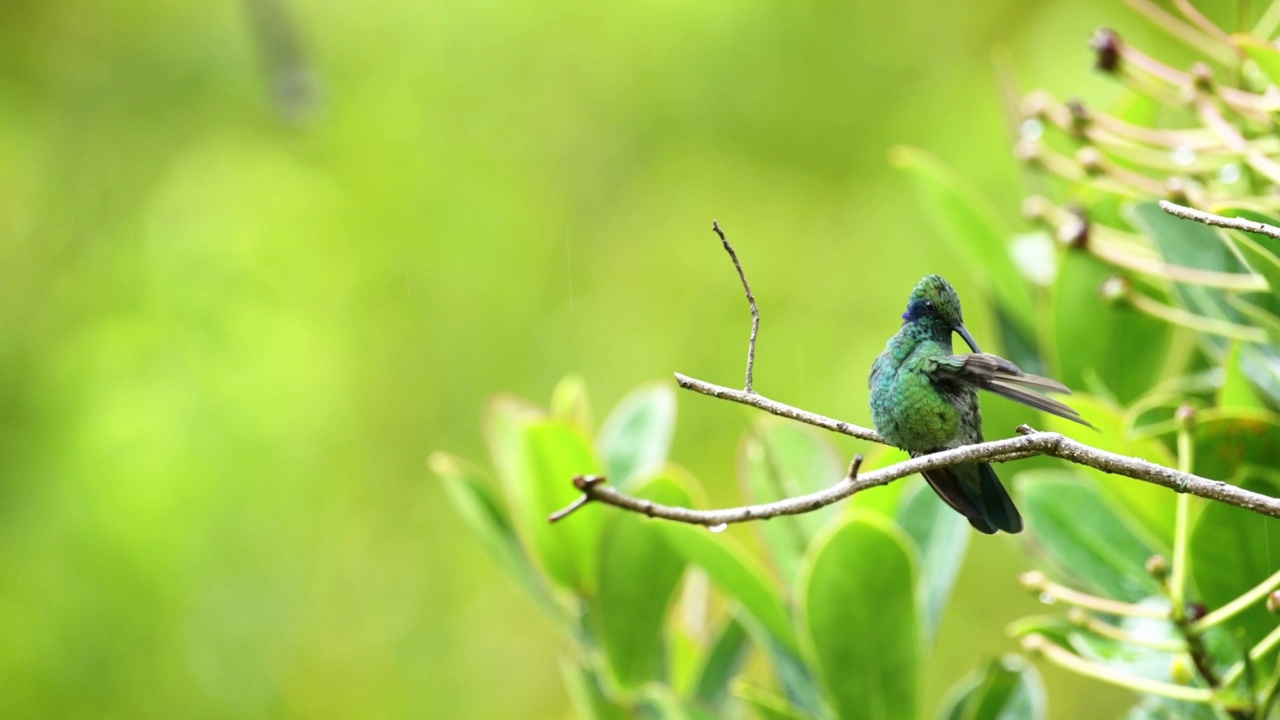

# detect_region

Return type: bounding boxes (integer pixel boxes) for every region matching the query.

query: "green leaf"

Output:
[1211,204,1280,318]
[657,523,798,652]
[550,374,592,429]
[1219,342,1267,410]
[560,658,630,720]
[670,625,701,698]
[1111,91,1161,126]
[598,382,677,490]
[936,655,1045,720]
[1231,296,1280,344]
[1239,344,1280,408]
[1239,36,1280,88]
[1068,606,1178,681]
[765,640,825,717]
[740,435,807,584]
[796,514,919,720]
[1122,697,1219,720]
[754,421,843,534]
[896,483,969,644]
[1037,394,1176,549]
[740,422,843,582]
[1071,615,1228,719]
[507,420,605,593]
[637,688,700,720]
[1191,408,1280,480]
[1006,615,1074,648]
[734,683,812,720]
[996,300,1047,375]
[1131,202,1249,355]
[1228,229,1280,300]
[596,471,692,688]
[693,616,751,711]
[482,393,544,495]
[430,452,554,610]
[1052,248,1171,403]
[1190,473,1280,655]
[1018,469,1163,603]
[889,146,1035,331]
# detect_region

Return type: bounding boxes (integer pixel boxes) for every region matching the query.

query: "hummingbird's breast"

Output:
[870,343,977,452]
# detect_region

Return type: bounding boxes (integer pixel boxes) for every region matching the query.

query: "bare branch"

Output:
[547,376,1280,525]
[1160,200,1280,240]
[711,221,760,394]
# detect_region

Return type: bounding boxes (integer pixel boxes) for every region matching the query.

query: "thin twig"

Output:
[1171,0,1235,48]
[1194,567,1280,632]
[1022,571,1171,618]
[1127,289,1270,343]
[1022,635,1220,705]
[1123,0,1235,63]
[1066,608,1186,651]
[1160,199,1280,241]
[546,379,1280,524]
[1256,0,1280,39]
[711,221,759,394]
[1220,624,1280,689]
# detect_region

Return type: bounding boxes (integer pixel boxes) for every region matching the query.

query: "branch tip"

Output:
[847,454,864,479]
[572,474,606,491]
[709,220,760,394]
[548,475,608,523]
[1160,200,1280,241]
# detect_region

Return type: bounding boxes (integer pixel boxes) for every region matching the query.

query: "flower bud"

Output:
[1076,147,1104,176]
[1091,28,1122,73]
[1020,634,1047,656]
[1020,571,1048,591]
[1175,403,1197,431]
[1057,205,1089,249]
[1190,63,1214,93]
[1066,99,1090,136]
[1022,196,1050,222]
[1170,654,1195,685]
[1166,176,1190,204]
[1187,603,1208,622]
[1146,555,1169,581]
[1100,275,1130,304]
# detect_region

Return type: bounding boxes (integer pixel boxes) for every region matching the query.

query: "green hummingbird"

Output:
[869,275,1091,534]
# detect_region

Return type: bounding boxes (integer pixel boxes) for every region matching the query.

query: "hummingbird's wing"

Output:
[927,353,1095,429]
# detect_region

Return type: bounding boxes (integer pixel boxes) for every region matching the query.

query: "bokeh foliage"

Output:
[4,0,1273,718]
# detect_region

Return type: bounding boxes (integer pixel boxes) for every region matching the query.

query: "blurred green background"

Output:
[0,0,1214,717]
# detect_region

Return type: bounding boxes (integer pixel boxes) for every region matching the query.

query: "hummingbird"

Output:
[869,275,1091,534]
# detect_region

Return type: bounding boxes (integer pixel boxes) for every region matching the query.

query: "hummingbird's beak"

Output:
[954,323,982,354]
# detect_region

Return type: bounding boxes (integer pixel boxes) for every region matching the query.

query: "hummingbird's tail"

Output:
[919,460,1024,535]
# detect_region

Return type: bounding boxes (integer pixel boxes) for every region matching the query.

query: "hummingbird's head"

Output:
[902,275,982,353]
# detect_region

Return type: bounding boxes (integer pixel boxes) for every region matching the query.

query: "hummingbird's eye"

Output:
[925,300,935,311]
